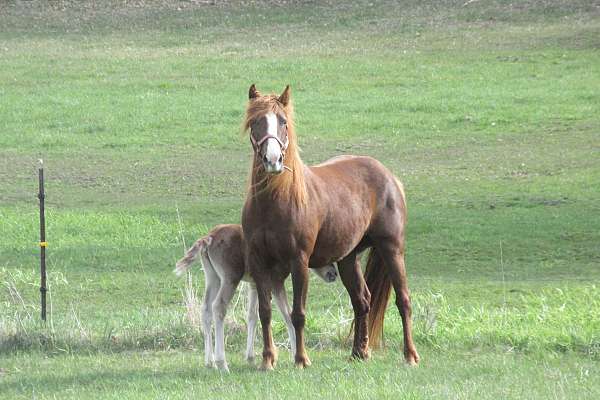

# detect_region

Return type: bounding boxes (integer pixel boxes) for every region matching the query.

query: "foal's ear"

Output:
[249,84,261,100]
[278,85,291,107]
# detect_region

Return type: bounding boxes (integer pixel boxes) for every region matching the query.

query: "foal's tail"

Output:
[173,236,213,277]
[364,248,392,349]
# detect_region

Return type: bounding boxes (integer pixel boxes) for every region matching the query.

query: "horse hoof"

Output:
[350,349,370,361]
[405,350,420,366]
[215,360,230,372]
[294,355,311,368]
[405,357,418,367]
[259,350,277,371]
[259,361,274,371]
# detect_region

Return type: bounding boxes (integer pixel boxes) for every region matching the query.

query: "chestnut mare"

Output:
[242,84,420,370]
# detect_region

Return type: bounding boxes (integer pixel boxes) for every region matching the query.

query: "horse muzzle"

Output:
[261,141,285,174]
[325,269,338,282]
[261,155,283,174]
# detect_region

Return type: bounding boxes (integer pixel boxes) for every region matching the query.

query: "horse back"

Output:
[307,155,407,265]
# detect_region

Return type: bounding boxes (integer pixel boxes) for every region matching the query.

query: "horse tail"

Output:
[364,247,392,349]
[173,235,213,277]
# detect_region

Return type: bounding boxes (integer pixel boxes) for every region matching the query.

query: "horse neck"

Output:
[248,152,307,207]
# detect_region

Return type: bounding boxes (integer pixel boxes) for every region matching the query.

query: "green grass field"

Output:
[1,1,599,398]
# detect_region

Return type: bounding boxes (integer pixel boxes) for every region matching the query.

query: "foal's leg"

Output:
[290,255,311,368]
[200,254,220,368]
[212,278,238,372]
[245,284,259,364]
[379,243,420,365]
[273,281,297,356]
[338,251,371,360]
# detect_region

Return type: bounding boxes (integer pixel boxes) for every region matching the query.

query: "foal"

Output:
[174,224,337,372]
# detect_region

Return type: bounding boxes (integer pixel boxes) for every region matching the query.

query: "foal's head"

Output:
[244,84,293,175]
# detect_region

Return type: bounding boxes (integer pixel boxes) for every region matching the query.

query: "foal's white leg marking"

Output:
[212,275,237,373]
[200,252,219,368]
[264,111,282,165]
[273,285,297,357]
[245,285,259,363]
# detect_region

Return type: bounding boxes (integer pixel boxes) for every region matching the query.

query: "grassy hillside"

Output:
[1,1,599,399]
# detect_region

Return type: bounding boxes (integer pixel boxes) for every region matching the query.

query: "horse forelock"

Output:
[243,94,289,131]
[244,94,307,206]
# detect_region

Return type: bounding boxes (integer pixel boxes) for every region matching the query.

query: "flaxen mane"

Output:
[243,94,307,206]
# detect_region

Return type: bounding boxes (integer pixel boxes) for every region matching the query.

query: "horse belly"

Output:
[309,214,370,268]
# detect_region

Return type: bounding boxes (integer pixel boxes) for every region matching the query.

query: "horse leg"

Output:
[273,280,297,357]
[338,251,371,360]
[256,275,277,370]
[212,278,238,372]
[200,254,220,368]
[245,284,259,364]
[290,255,311,368]
[379,243,420,365]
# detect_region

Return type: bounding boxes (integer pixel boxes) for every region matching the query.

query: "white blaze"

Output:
[264,111,281,164]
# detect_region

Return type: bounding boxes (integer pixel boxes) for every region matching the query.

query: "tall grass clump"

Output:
[406,286,600,357]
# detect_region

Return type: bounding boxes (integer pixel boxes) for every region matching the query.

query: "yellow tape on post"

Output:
[39,241,48,248]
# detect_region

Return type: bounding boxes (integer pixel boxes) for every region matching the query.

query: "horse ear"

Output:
[278,85,291,106]
[249,84,261,100]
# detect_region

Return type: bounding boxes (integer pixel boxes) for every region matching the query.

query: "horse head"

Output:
[245,84,293,175]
